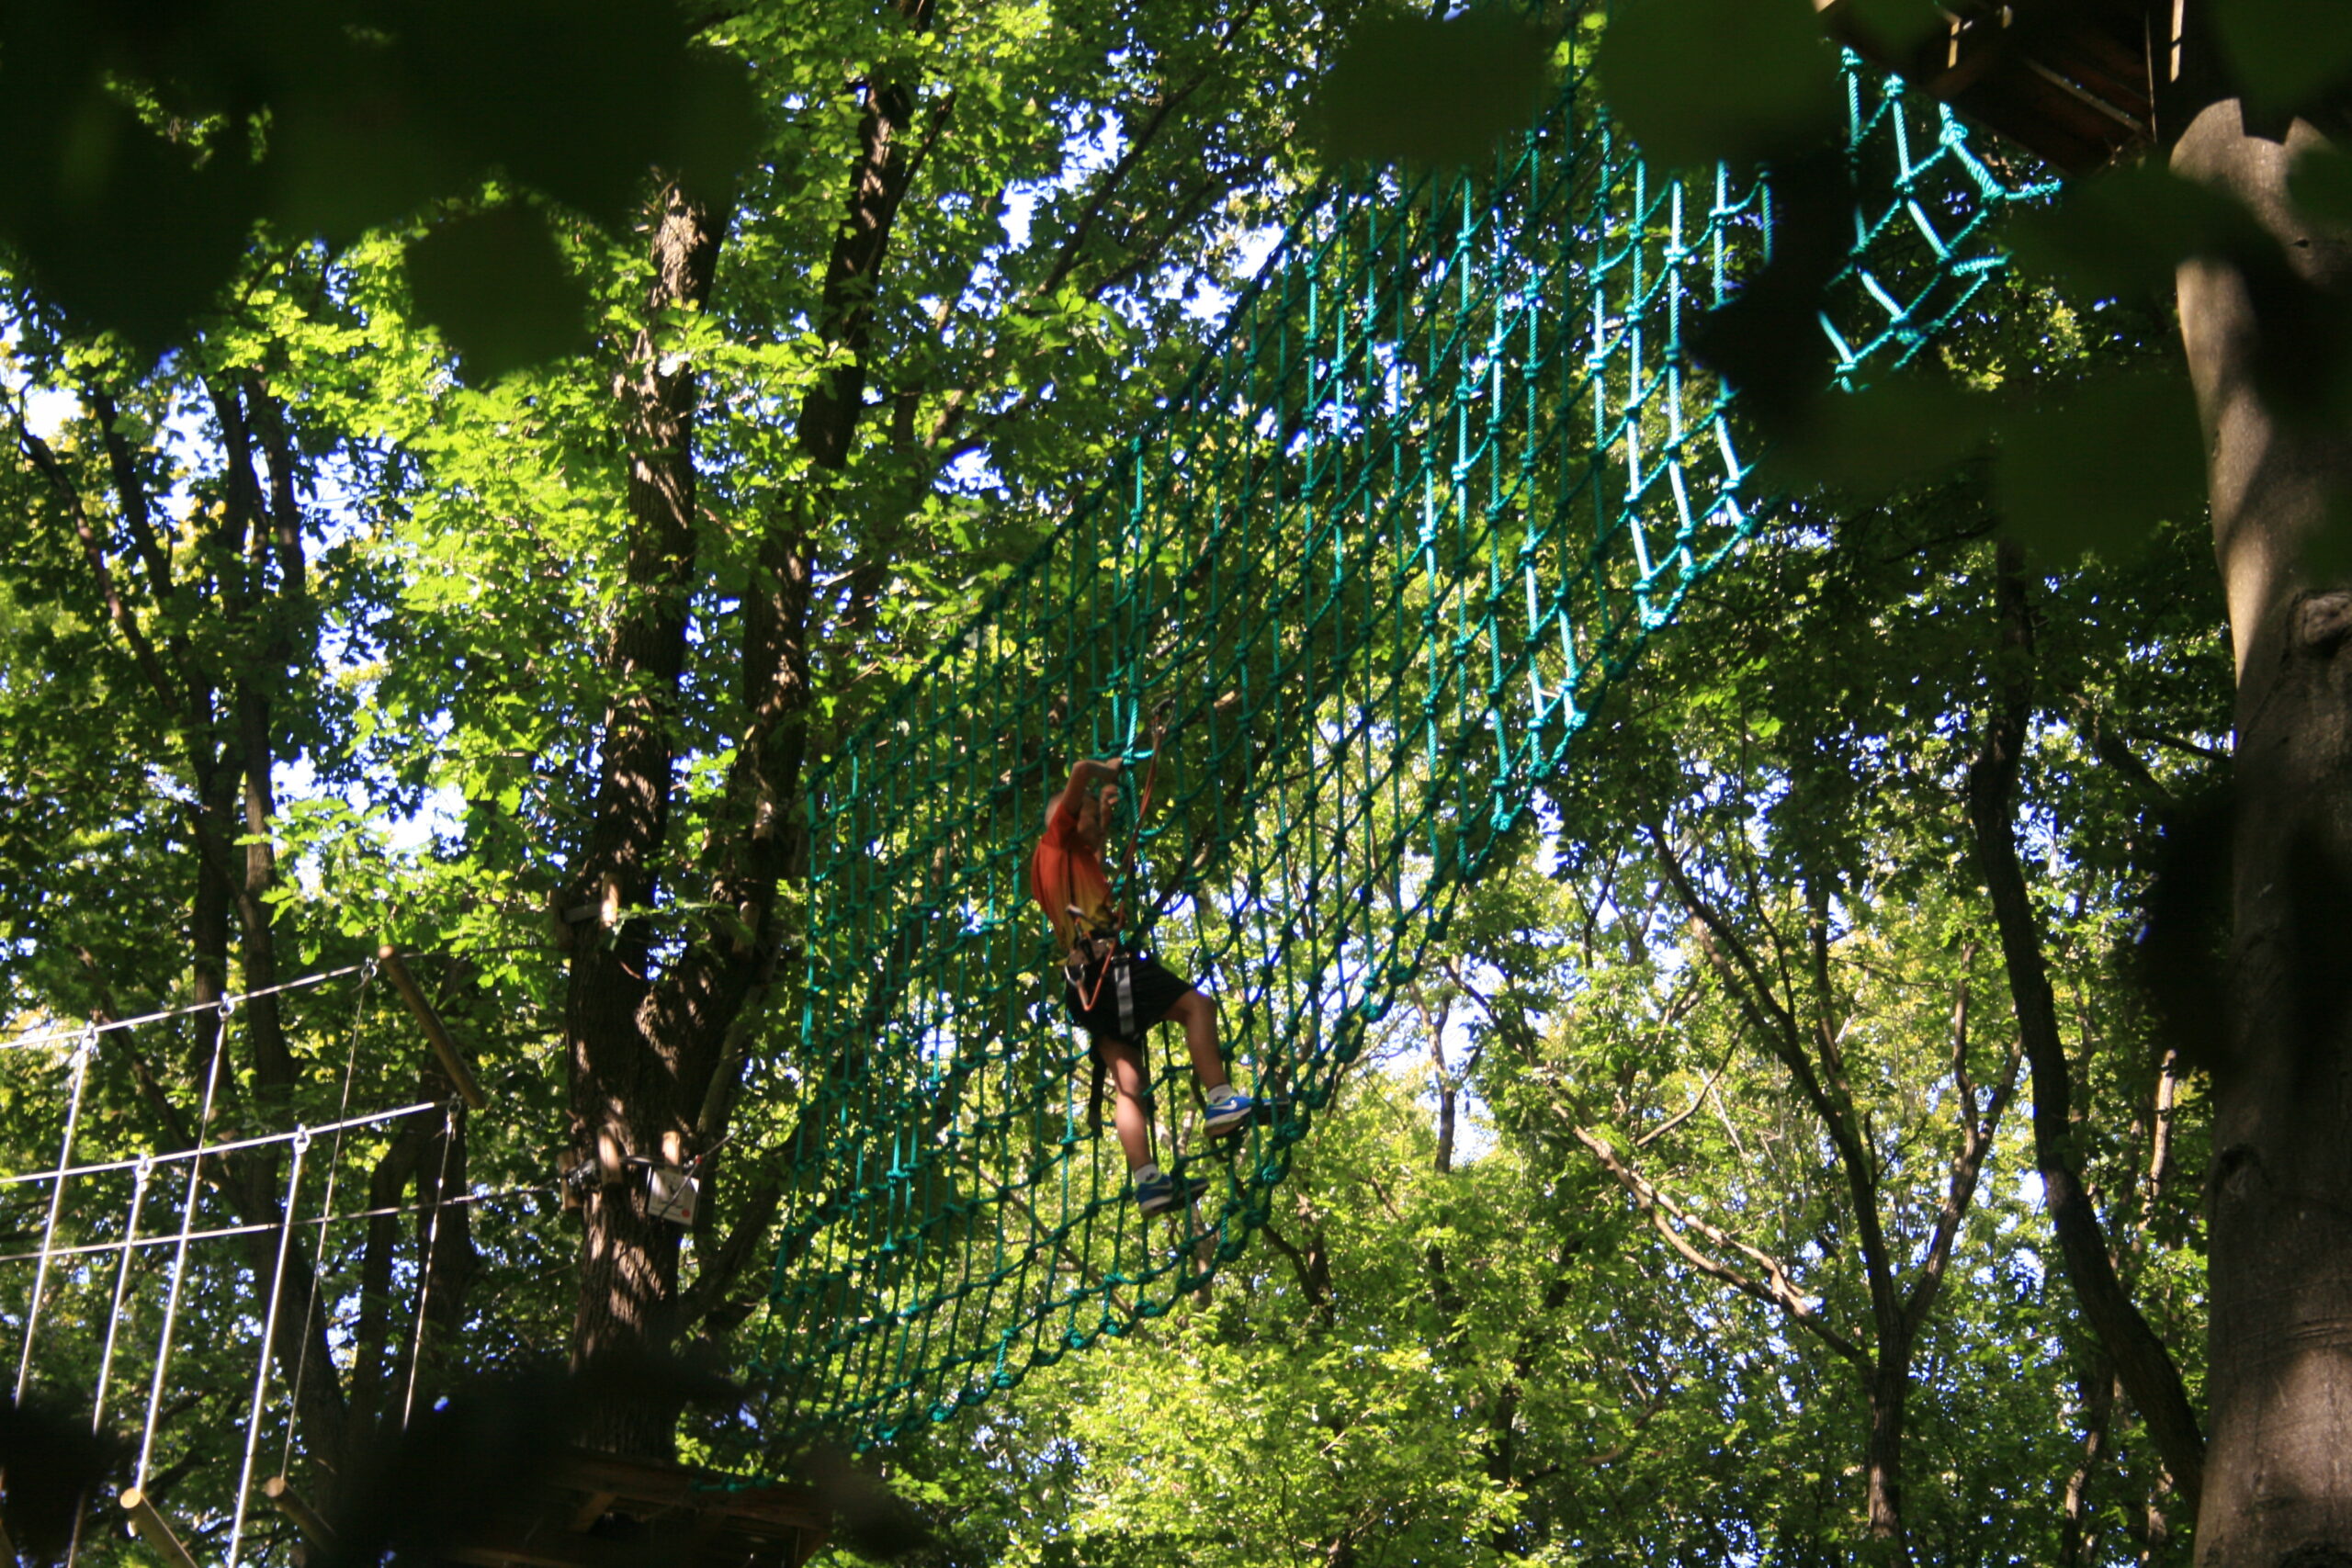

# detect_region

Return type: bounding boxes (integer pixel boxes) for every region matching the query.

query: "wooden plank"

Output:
[2016,62,2142,141]
[547,1451,828,1533]
[264,1475,337,1551]
[422,1450,831,1568]
[566,1489,620,1533]
[119,1488,201,1568]
[2046,30,2155,112]
[1827,0,2160,171]
[2071,18,2154,76]
[2045,36,2153,104]
[1906,10,2017,101]
[377,945,488,1109]
[447,1518,797,1568]
[1948,71,2116,171]
[2022,58,2146,137]
[442,1527,602,1568]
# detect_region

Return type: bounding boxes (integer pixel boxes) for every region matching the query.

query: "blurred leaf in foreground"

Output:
[1314,7,1558,166]
[403,207,592,385]
[2210,0,2352,121]
[1760,378,1996,502]
[1595,0,1840,168]
[2007,162,2263,303]
[1995,371,2207,563]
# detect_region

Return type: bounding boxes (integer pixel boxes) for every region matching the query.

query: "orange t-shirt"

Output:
[1030,795,1114,952]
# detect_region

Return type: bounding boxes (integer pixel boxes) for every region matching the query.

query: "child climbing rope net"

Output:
[1028,730,1260,1214]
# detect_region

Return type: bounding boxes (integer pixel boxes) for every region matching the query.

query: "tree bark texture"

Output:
[798,0,938,469]
[1863,1357,1911,1561]
[2174,98,2352,1565]
[568,183,725,1455]
[564,0,949,1450]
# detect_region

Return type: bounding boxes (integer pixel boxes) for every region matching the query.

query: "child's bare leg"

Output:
[1098,1038,1154,1170]
[1164,988,1227,1091]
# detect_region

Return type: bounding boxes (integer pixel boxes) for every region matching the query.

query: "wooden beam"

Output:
[263,1475,336,1552]
[377,945,488,1109]
[566,1489,620,1533]
[1819,0,2158,173]
[442,1521,713,1568]
[120,1488,200,1568]
[548,1451,829,1535]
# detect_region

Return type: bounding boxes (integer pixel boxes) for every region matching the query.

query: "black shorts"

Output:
[1063,953,1194,1048]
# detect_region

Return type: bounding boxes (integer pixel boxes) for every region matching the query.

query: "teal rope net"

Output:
[733,39,2052,1454]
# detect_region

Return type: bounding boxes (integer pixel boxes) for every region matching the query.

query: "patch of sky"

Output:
[997,105,1128,252]
[1,331,80,446]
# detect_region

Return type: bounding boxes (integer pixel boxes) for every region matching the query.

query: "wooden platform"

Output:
[1822,0,2171,173]
[435,1450,829,1568]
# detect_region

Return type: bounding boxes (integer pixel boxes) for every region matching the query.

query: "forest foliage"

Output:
[0,0,2239,1564]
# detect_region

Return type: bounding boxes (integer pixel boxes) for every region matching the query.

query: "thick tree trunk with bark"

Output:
[2174,99,2352,1565]
[1863,1354,1912,1562]
[562,0,945,1455]
[567,182,724,1455]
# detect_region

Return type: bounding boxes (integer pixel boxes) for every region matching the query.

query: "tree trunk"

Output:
[568,182,723,1455]
[2062,1361,2120,1568]
[2174,99,2352,1564]
[1863,1354,1913,1565]
[1967,538,2207,1502]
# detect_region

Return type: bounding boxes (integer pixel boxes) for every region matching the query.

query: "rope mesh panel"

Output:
[741,44,2053,1453]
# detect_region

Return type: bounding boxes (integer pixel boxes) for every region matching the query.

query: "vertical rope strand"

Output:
[280,961,378,1476]
[16,1032,94,1402]
[226,1127,311,1568]
[137,1010,232,1491]
[402,1108,460,1428]
[68,1154,152,1568]
[90,1156,152,1430]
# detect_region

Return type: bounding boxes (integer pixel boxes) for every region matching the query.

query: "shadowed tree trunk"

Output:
[567,180,727,1455]
[562,7,939,1447]
[2173,96,2352,1565]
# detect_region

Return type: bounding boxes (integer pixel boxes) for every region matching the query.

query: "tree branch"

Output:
[1899,964,2022,1338]
[1258,1215,1334,1326]
[1966,536,2205,1506]
[16,421,196,739]
[1572,1122,1865,1366]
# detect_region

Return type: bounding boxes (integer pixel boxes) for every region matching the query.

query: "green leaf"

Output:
[2289,144,2352,231]
[1834,0,1945,58]
[403,206,591,383]
[1759,379,1996,502]
[1994,371,2207,562]
[0,85,260,357]
[2211,0,2352,117]
[1312,8,1559,167]
[2305,491,2352,585]
[1595,0,1840,168]
[2006,162,2263,301]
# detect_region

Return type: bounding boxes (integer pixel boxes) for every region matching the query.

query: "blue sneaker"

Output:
[1204,1091,1260,1137]
[1134,1168,1208,1215]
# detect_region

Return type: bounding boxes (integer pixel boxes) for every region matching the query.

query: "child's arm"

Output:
[1049,755,1123,822]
